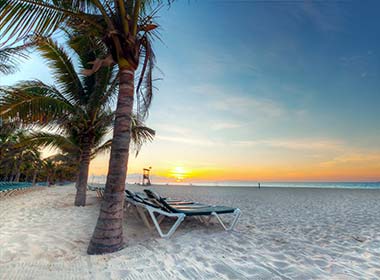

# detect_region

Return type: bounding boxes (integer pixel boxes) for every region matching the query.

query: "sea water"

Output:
[91,181,380,190]
[155,181,380,189]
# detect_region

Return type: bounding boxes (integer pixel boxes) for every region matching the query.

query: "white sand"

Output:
[1,184,380,279]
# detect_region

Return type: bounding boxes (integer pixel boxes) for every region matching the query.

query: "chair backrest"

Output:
[143,189,176,212]
[155,197,179,213]
[125,189,135,198]
[144,189,161,200]
[126,190,162,209]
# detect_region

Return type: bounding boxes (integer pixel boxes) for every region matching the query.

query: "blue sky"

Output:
[2,1,380,182]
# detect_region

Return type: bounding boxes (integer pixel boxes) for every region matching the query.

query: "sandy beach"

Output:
[1,184,380,279]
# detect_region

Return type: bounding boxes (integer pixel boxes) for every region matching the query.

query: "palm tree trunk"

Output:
[47,173,52,186]
[32,170,37,186]
[74,140,92,206]
[14,170,20,182]
[11,163,18,182]
[87,68,134,255]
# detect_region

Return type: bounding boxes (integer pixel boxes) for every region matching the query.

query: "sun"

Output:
[170,166,189,182]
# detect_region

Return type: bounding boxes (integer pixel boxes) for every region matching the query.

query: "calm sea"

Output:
[151,181,380,189]
[89,181,380,190]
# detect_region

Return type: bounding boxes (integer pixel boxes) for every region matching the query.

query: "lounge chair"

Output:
[125,189,241,238]
[88,185,104,198]
[144,189,199,205]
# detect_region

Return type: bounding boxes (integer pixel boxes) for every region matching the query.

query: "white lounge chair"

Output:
[125,189,241,238]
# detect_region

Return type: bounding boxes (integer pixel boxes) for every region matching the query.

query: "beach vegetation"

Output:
[0,0,171,254]
[0,35,155,206]
[0,122,77,184]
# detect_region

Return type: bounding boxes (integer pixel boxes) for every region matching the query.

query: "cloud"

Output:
[190,84,225,96]
[320,152,380,167]
[186,48,262,80]
[155,124,191,136]
[233,138,344,151]
[340,55,366,65]
[211,122,243,131]
[156,135,223,147]
[339,52,376,78]
[213,96,285,118]
[295,1,343,32]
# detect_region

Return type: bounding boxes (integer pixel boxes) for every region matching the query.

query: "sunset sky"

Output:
[2,1,380,183]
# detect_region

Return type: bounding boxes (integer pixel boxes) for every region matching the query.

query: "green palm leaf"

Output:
[0,80,73,124]
[0,0,66,45]
[34,37,85,105]
[0,0,105,46]
[21,131,79,153]
[0,45,29,74]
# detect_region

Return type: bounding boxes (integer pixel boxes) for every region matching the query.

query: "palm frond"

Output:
[21,131,79,153]
[0,80,73,125]
[91,110,114,146]
[33,37,85,105]
[0,45,30,74]
[100,72,119,106]
[85,64,116,111]
[131,116,155,157]
[0,0,105,46]
[64,28,117,112]
[139,0,174,17]
[136,34,155,120]
[0,0,66,46]
[91,139,112,157]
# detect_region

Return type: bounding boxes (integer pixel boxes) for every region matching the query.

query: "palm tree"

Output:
[0,0,171,254]
[0,122,41,182]
[0,122,21,181]
[1,36,116,205]
[1,36,155,206]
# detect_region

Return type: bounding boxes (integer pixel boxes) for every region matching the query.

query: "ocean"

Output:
[89,181,380,190]
[147,181,380,189]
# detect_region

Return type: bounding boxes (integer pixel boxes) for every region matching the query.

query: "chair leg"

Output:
[211,208,241,231]
[146,208,185,238]
[197,216,212,225]
[136,207,153,231]
[157,215,166,225]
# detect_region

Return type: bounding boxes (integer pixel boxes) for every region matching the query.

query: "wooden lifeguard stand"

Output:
[142,167,152,186]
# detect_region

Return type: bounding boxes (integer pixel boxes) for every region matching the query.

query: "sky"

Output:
[1,0,380,183]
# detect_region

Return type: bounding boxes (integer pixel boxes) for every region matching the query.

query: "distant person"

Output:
[258,182,260,189]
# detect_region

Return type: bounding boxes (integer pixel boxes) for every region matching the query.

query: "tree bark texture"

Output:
[87,68,134,254]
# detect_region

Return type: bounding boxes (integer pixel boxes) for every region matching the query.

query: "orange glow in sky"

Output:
[87,141,380,183]
[170,166,189,182]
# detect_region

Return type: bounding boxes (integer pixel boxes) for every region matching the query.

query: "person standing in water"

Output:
[258,182,261,189]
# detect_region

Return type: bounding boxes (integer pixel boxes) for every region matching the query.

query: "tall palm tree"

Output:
[1,36,155,206]
[0,0,171,254]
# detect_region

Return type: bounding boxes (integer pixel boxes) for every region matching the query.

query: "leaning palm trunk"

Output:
[74,140,92,206]
[87,68,134,254]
